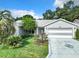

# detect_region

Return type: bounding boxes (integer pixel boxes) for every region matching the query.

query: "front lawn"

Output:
[0,36,48,58]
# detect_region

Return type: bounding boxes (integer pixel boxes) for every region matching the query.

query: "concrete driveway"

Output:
[47,38,79,58]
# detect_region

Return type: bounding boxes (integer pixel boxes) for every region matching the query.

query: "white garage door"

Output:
[46,28,73,39]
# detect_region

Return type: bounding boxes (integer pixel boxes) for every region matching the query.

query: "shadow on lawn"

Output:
[21,35,33,47]
[22,39,30,47]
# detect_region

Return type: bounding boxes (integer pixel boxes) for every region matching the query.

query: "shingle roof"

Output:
[35,19,57,27]
[36,19,79,27]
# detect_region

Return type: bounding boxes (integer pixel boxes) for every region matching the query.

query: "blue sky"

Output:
[0,0,56,16]
[0,0,75,18]
[1,0,78,19]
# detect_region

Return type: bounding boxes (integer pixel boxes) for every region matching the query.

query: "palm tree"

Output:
[0,10,14,22]
[0,10,15,41]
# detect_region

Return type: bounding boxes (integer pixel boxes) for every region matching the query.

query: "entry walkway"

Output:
[47,38,79,58]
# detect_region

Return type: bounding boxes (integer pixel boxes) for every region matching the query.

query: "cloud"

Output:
[54,0,79,8]
[10,9,42,19]
[74,0,79,6]
[54,0,64,8]
[63,0,79,6]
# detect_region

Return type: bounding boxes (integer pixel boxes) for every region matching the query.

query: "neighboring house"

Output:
[36,19,79,39]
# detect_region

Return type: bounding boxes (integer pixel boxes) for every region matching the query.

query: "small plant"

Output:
[5,35,23,48]
[75,29,79,40]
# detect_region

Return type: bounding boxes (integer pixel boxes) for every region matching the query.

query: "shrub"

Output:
[75,29,79,40]
[5,35,23,47]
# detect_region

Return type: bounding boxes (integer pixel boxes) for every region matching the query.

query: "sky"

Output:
[0,0,79,19]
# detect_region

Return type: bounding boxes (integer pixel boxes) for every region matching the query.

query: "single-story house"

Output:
[35,18,79,39]
[14,18,79,39]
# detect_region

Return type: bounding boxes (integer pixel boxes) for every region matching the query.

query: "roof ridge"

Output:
[44,18,79,27]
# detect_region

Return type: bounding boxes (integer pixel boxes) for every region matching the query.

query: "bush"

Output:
[75,29,79,40]
[5,35,23,47]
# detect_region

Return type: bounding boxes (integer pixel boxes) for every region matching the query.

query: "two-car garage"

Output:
[46,28,73,39]
[44,19,77,39]
[36,19,79,57]
[44,19,79,58]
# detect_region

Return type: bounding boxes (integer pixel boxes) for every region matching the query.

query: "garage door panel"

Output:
[47,30,72,33]
[47,28,72,30]
[48,33,72,35]
[46,28,73,39]
[48,35,72,38]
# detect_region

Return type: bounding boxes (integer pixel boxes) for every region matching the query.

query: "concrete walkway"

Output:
[47,38,79,58]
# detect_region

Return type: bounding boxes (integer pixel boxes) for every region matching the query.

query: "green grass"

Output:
[0,36,48,58]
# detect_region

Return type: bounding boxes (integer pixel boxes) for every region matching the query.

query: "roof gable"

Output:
[44,19,79,27]
[36,19,79,28]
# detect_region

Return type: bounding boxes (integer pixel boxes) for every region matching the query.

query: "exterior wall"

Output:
[73,27,77,38]
[36,27,48,40]
[36,20,79,39]
[45,21,78,57]
[36,27,39,35]
[45,21,77,39]
[36,27,44,35]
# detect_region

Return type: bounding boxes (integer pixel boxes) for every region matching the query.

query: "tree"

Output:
[0,10,15,43]
[55,7,69,18]
[56,7,61,11]
[15,15,34,21]
[43,9,55,19]
[64,0,74,9]
[15,17,22,21]
[23,15,34,19]
[54,0,79,22]
[0,10,14,20]
[42,1,79,22]
[61,5,79,22]
[22,15,36,34]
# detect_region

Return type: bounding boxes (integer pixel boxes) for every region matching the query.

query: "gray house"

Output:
[35,19,79,39]
[14,19,79,39]
[35,20,54,35]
